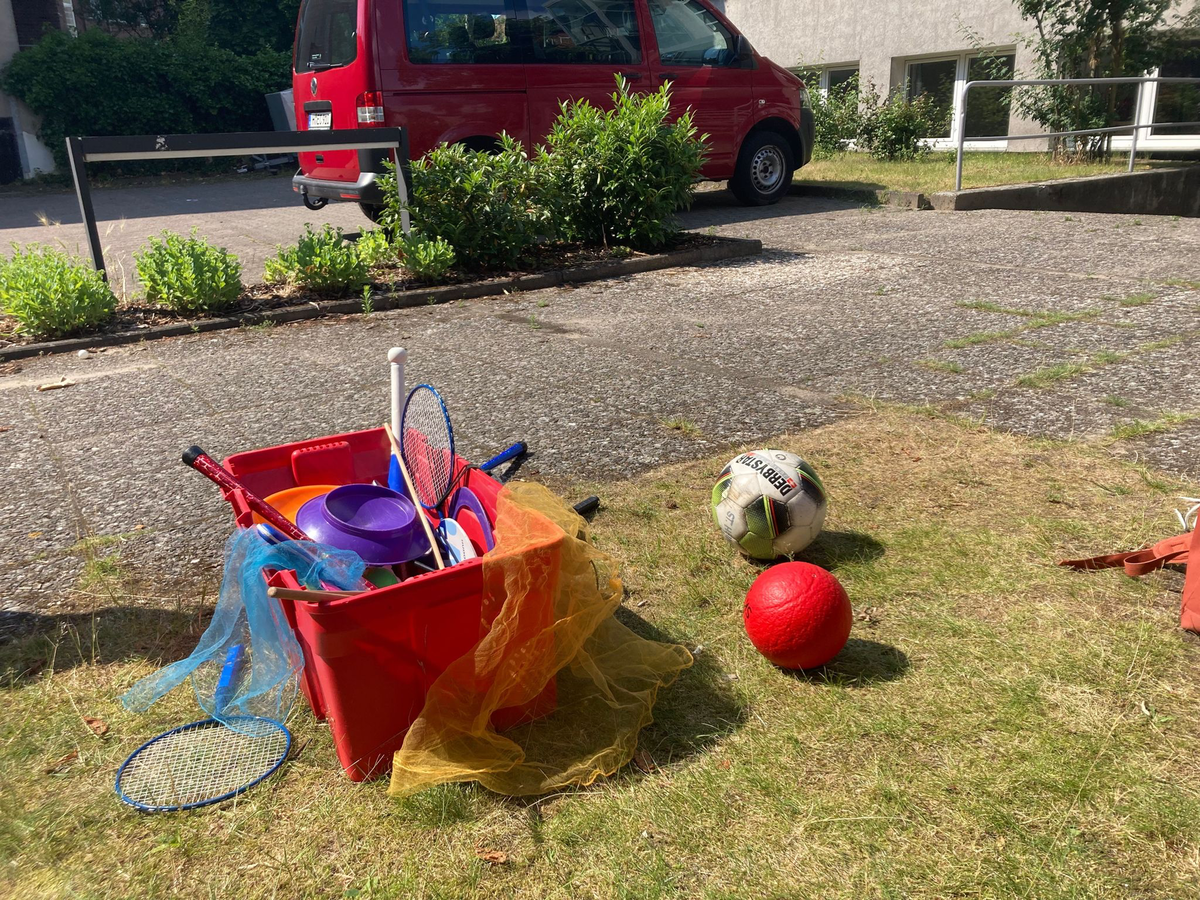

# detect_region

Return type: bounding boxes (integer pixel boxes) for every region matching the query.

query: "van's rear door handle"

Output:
[620,71,643,80]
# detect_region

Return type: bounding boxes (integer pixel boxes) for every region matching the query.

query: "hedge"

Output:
[1,30,290,170]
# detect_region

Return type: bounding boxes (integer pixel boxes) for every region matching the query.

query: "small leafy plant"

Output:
[354,229,396,268]
[0,245,116,339]
[135,230,242,314]
[398,230,456,282]
[264,224,369,295]
[539,77,706,250]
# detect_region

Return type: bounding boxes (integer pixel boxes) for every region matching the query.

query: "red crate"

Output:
[220,428,557,781]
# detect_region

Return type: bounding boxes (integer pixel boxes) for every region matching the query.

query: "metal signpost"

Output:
[65,128,411,278]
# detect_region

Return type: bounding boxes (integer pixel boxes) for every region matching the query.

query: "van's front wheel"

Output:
[730,131,794,206]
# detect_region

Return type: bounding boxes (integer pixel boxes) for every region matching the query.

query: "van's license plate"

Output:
[308,112,332,130]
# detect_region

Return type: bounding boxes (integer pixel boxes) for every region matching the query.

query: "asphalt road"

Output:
[0,172,366,282]
[2,178,1198,621]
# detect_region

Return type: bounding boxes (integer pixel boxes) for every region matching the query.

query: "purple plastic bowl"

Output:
[295,483,425,566]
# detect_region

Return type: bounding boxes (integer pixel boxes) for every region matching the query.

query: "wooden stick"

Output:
[383,422,446,570]
[267,586,360,603]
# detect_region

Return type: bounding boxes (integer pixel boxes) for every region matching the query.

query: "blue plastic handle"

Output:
[480,441,527,473]
[213,644,246,715]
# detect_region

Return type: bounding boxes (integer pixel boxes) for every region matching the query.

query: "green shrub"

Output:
[0,246,117,339]
[795,69,864,158]
[538,78,705,250]
[135,231,242,315]
[355,229,396,268]
[857,91,949,161]
[398,231,456,282]
[381,137,545,271]
[264,225,369,296]
[0,30,288,170]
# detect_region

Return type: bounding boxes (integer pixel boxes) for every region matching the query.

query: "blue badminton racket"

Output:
[400,384,457,513]
[115,645,291,812]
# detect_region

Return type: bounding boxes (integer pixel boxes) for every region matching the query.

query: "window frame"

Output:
[902,49,1017,150]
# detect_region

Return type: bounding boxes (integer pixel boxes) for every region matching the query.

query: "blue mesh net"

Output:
[121,528,366,730]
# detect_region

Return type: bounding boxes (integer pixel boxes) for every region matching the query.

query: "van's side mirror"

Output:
[733,33,756,69]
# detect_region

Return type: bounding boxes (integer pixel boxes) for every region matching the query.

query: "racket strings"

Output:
[401,387,455,510]
[117,719,288,810]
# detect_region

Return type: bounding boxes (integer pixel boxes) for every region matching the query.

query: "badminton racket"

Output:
[115,644,291,812]
[399,384,457,513]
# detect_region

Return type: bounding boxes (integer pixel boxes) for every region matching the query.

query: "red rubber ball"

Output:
[743,562,852,669]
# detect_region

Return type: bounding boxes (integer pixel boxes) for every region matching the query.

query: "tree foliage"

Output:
[1013,0,1192,156]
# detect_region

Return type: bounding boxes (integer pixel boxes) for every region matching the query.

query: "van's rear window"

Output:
[296,0,359,72]
[404,0,517,65]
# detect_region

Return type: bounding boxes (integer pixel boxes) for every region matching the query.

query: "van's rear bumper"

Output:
[292,171,385,206]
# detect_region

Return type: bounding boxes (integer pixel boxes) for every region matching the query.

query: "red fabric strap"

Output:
[1059,530,1200,632]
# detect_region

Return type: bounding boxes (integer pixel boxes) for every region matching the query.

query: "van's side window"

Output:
[523,0,641,66]
[646,0,735,67]
[404,0,516,64]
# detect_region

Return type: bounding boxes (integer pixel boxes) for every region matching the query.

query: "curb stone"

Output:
[790,183,932,210]
[0,235,762,362]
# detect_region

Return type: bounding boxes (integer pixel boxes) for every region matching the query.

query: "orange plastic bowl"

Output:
[254,485,338,526]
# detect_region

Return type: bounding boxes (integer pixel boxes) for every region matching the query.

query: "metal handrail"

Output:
[954,76,1200,191]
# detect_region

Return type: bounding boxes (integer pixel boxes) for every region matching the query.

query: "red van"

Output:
[291,0,813,219]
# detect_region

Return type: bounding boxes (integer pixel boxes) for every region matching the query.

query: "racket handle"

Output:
[213,644,246,714]
[573,496,600,517]
[480,441,527,473]
[388,347,407,438]
[183,445,308,542]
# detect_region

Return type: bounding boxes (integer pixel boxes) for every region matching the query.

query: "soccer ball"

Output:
[711,450,827,560]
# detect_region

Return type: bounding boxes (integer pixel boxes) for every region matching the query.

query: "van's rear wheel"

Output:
[359,203,385,224]
[730,131,794,206]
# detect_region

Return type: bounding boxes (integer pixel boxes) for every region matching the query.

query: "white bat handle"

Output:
[388,346,407,437]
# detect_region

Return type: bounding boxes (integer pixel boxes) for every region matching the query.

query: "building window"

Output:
[826,65,859,93]
[904,50,1016,143]
[964,54,1015,138]
[790,64,860,95]
[1152,44,1200,136]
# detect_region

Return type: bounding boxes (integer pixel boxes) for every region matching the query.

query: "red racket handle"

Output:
[182,445,309,541]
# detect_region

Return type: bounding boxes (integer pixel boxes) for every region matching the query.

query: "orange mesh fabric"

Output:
[388,482,693,796]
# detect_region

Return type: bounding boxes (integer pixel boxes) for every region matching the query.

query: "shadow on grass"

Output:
[0,604,210,685]
[613,605,747,764]
[782,637,909,688]
[800,529,886,571]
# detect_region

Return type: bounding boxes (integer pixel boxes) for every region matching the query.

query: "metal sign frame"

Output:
[65,128,411,278]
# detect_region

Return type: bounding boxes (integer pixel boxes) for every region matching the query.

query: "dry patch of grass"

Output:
[3,408,1200,899]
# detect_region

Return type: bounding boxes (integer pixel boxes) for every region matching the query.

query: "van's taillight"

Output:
[357,92,384,125]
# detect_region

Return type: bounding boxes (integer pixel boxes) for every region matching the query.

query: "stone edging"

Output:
[791,183,932,210]
[1,235,762,362]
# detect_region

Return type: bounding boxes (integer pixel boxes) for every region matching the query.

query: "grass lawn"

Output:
[4,405,1200,898]
[794,151,1181,195]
